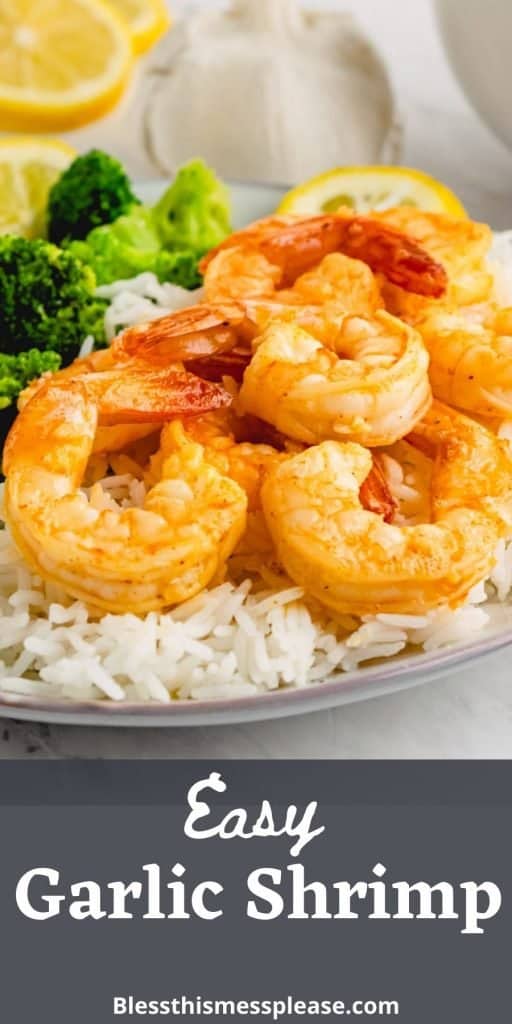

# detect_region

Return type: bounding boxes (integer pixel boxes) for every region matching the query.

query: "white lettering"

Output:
[16,868,64,921]
[69,880,106,920]
[247,868,284,920]
[184,773,324,856]
[460,881,502,935]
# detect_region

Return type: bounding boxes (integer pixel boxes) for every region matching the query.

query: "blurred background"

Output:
[3,0,512,222]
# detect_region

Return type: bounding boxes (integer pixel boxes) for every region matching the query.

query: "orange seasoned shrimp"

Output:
[18,348,161,455]
[2,366,246,614]
[147,409,286,568]
[113,300,264,384]
[19,345,115,408]
[239,310,431,447]
[372,207,494,321]
[19,303,255,452]
[111,299,388,385]
[200,210,448,301]
[203,247,384,317]
[361,209,510,418]
[149,410,397,577]
[261,402,512,616]
[415,303,512,419]
[113,302,255,364]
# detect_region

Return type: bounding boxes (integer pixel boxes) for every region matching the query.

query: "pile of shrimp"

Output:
[4,204,512,621]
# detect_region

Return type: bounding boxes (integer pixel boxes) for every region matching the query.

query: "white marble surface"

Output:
[4,0,512,758]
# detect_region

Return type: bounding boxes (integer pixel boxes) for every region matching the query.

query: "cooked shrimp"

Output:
[18,304,252,452]
[18,347,165,456]
[200,210,448,299]
[150,410,397,581]
[19,304,255,403]
[2,367,246,614]
[113,302,255,364]
[147,409,284,514]
[261,402,512,616]
[372,207,493,321]
[239,310,431,447]
[203,247,384,317]
[415,303,512,419]
[147,410,286,569]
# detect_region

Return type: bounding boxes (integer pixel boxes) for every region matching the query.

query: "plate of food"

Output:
[2,152,512,726]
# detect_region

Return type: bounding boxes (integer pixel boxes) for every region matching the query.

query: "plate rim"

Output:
[1,624,511,727]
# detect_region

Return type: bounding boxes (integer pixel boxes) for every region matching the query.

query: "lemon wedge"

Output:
[277,166,467,217]
[0,0,133,132]
[108,0,170,54]
[0,137,76,238]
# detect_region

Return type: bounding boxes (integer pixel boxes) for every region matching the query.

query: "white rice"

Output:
[78,334,95,359]
[95,272,204,342]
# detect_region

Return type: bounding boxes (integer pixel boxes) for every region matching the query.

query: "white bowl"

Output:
[435,0,512,151]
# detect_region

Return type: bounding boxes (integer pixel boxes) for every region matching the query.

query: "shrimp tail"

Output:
[186,347,252,383]
[200,213,448,298]
[338,217,448,298]
[360,457,398,523]
[95,368,232,426]
[260,216,448,297]
[113,303,249,365]
[12,366,232,436]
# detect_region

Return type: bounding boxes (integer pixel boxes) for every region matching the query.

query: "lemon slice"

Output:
[108,0,170,55]
[0,0,133,132]
[277,166,467,217]
[0,137,76,238]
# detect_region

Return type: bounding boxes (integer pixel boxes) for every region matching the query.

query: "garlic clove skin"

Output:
[146,0,399,185]
[231,0,305,35]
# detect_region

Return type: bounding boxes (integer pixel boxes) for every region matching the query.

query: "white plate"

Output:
[1,180,512,727]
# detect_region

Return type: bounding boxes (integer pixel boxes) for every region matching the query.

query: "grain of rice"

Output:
[78,335,95,358]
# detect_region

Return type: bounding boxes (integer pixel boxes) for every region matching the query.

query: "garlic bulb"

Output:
[146,0,399,184]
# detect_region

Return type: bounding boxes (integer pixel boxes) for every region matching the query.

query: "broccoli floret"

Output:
[80,298,108,348]
[47,149,140,244]
[67,209,203,289]
[152,159,231,254]
[0,349,62,410]
[62,159,230,288]
[0,236,106,357]
[66,207,163,285]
